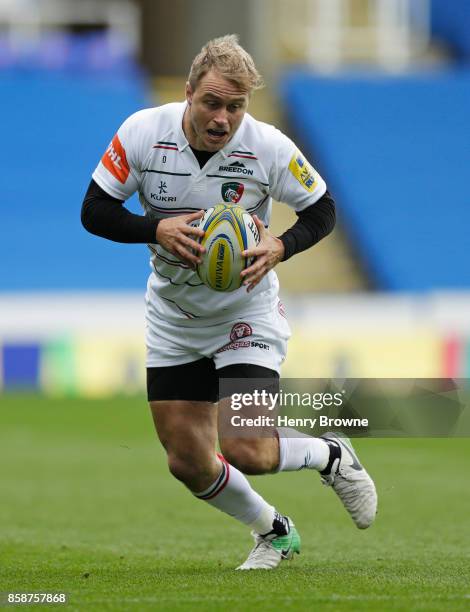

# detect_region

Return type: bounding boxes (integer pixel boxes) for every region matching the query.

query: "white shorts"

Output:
[145,300,291,374]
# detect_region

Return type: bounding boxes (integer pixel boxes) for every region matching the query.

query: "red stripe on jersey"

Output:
[228,154,257,160]
[153,145,178,150]
[101,134,130,184]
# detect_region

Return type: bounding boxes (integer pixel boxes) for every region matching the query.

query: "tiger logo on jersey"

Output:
[101,134,130,184]
[288,150,317,192]
[222,182,244,203]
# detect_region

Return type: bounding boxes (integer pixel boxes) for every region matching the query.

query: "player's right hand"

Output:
[156,210,206,268]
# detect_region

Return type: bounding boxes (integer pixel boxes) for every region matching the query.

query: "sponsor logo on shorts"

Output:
[249,341,270,350]
[278,301,287,318]
[230,323,252,342]
[222,182,245,203]
[288,150,317,192]
[218,161,254,176]
[101,134,130,184]
[216,322,270,353]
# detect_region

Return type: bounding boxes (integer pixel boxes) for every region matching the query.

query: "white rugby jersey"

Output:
[92,102,327,325]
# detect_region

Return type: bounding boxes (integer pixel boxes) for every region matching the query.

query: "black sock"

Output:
[261,511,290,538]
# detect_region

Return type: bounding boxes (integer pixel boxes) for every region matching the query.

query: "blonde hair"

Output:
[188,34,264,93]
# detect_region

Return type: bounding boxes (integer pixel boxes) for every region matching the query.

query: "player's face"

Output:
[183,70,249,152]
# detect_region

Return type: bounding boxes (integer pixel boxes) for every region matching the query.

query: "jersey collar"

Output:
[176,102,246,159]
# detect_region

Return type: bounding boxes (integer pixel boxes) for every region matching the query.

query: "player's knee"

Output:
[167,453,217,489]
[220,439,274,475]
[168,453,197,483]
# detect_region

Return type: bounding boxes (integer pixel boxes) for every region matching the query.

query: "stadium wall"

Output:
[0,292,469,396]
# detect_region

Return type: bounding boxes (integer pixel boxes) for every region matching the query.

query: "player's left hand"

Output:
[240,215,285,293]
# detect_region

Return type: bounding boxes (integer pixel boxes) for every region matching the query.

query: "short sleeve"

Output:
[92,114,141,201]
[270,131,327,212]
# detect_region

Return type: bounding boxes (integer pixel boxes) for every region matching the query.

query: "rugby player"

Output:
[81,34,377,570]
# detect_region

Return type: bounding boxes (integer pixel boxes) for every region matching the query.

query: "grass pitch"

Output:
[1,394,469,611]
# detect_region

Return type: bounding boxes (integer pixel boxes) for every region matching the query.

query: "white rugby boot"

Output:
[236,516,301,570]
[320,432,377,529]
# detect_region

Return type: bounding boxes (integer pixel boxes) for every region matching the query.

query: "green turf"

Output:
[1,394,469,611]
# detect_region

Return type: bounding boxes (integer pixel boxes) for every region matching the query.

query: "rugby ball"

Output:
[196,204,260,292]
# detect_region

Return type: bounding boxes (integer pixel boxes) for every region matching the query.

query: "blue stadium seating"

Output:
[0,69,151,290]
[431,0,470,62]
[280,68,470,291]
